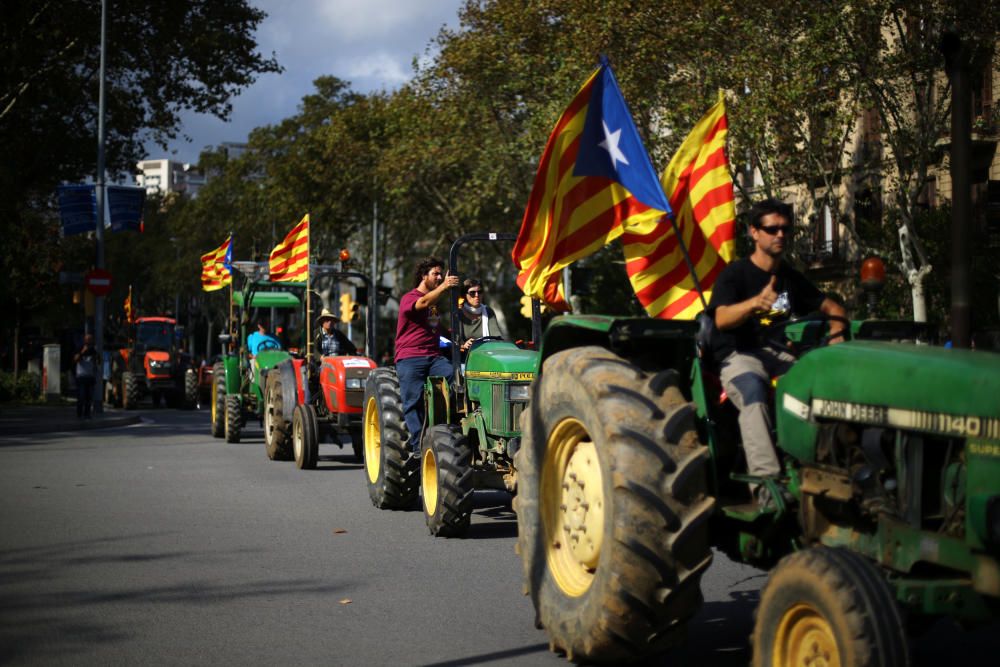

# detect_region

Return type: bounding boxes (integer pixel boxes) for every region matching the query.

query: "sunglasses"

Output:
[757,225,792,236]
[466,290,482,296]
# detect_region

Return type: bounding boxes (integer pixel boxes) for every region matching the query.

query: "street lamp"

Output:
[860,256,886,319]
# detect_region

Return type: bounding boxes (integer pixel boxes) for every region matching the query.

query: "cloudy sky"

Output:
[157,0,466,164]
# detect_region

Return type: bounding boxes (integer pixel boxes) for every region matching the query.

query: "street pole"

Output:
[371,200,378,354]
[94,0,108,413]
[943,29,972,348]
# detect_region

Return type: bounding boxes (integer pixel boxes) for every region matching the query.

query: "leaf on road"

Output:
[339,598,352,605]
[334,528,347,534]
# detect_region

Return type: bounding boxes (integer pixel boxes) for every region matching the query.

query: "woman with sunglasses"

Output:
[459,278,506,353]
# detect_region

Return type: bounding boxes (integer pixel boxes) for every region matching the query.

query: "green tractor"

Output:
[363,232,543,536]
[209,263,303,443]
[515,310,1000,663]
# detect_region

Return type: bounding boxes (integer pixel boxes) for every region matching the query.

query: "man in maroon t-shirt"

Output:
[394,257,460,454]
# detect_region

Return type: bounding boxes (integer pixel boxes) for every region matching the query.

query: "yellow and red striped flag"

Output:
[269,214,309,282]
[200,234,232,292]
[124,285,135,323]
[513,61,671,311]
[622,96,736,319]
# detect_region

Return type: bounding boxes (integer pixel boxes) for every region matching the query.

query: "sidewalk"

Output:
[0,401,142,436]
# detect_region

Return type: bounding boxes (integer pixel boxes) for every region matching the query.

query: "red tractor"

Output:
[261,267,379,469]
[108,316,196,409]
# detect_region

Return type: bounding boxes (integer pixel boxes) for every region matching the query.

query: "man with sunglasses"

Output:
[706,198,846,505]
[459,278,506,353]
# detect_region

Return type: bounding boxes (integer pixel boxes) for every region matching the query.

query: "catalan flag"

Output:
[622,96,736,319]
[513,60,671,310]
[200,234,233,292]
[124,285,135,324]
[269,214,309,282]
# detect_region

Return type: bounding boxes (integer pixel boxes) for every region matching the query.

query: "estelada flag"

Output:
[269,215,309,282]
[200,234,232,292]
[512,59,671,311]
[124,285,135,324]
[622,96,736,319]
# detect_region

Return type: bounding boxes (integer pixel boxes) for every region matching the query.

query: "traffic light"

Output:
[339,293,353,321]
[520,295,533,319]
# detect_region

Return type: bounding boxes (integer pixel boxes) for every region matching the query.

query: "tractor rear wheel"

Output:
[421,424,474,537]
[293,404,320,470]
[514,346,714,664]
[224,395,242,443]
[210,363,226,438]
[362,368,418,509]
[183,369,198,409]
[264,372,293,460]
[122,371,139,410]
[752,546,908,667]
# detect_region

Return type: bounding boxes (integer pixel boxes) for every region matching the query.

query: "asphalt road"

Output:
[1,410,997,665]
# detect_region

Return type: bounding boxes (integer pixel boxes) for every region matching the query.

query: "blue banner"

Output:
[57,185,97,237]
[107,185,145,232]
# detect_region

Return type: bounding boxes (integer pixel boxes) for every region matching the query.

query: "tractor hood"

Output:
[777,342,1000,458]
[465,341,538,380]
[254,349,292,373]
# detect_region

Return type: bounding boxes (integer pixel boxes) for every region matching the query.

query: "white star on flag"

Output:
[599,120,630,170]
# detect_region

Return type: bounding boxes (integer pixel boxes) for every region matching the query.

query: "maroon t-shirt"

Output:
[394,288,446,362]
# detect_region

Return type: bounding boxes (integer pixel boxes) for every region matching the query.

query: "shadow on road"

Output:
[0,532,345,664]
[417,642,550,666]
[465,491,518,539]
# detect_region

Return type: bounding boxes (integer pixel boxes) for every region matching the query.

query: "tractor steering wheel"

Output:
[764,314,852,357]
[465,336,504,354]
[256,339,282,353]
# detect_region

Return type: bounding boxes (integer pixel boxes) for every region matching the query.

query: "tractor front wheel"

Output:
[293,404,320,470]
[752,546,908,667]
[183,369,198,409]
[122,371,139,410]
[514,346,714,663]
[362,368,418,509]
[210,363,226,438]
[224,395,242,443]
[264,372,292,460]
[421,424,474,537]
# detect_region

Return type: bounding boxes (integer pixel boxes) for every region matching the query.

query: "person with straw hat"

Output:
[314,307,356,360]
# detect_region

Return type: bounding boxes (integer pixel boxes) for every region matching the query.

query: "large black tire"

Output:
[122,371,139,410]
[182,369,198,409]
[362,368,419,509]
[224,394,242,443]
[421,424,474,537]
[514,346,715,664]
[349,424,364,463]
[293,404,320,470]
[210,363,226,438]
[752,546,909,667]
[264,371,293,461]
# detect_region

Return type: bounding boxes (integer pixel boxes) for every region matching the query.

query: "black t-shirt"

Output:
[706,258,825,361]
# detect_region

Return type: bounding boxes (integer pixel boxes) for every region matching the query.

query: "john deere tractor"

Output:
[209,263,302,443]
[363,232,543,536]
[514,268,1000,667]
[262,266,378,469]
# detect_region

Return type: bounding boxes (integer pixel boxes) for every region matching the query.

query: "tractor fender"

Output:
[222,355,242,394]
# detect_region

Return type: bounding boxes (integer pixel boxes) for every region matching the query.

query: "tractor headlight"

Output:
[346,378,362,390]
[508,383,530,401]
[149,360,170,371]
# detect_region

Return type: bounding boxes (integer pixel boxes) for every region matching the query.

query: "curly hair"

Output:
[413,256,444,287]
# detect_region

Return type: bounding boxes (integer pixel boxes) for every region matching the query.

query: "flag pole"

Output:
[663,211,709,312]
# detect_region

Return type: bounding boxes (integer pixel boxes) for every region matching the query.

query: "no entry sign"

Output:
[84,268,113,297]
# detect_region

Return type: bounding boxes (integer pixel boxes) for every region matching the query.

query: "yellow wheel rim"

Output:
[211,381,217,425]
[774,603,840,667]
[364,396,381,484]
[541,417,605,597]
[422,447,438,516]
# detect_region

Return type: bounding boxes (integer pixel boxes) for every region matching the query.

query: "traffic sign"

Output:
[85,268,113,296]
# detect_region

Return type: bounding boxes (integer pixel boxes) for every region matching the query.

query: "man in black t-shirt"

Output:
[706,198,846,502]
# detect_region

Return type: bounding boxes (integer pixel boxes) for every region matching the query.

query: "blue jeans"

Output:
[395,355,454,452]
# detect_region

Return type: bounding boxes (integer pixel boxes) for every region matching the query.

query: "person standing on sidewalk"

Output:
[394,257,459,456]
[74,334,98,419]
